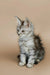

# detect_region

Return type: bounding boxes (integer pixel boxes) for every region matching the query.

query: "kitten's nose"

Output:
[18,33,20,35]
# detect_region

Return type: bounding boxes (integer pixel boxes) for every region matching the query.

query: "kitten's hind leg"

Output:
[34,59,40,64]
[34,61,38,64]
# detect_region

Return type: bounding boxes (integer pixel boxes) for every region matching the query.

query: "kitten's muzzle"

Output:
[18,33,20,35]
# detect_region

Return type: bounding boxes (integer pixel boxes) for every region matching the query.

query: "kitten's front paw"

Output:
[27,63,33,68]
[19,62,25,66]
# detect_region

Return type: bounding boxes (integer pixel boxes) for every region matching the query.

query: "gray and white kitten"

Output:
[16,16,45,68]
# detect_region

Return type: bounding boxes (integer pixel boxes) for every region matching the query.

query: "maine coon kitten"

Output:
[16,16,45,68]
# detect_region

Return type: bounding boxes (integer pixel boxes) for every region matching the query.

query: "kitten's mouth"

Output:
[18,33,22,36]
[19,34,25,37]
[17,33,20,36]
[18,34,22,36]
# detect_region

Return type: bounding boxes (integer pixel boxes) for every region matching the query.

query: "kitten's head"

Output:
[16,16,34,37]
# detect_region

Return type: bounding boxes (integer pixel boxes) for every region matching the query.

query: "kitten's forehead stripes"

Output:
[22,21,24,25]
[20,21,24,29]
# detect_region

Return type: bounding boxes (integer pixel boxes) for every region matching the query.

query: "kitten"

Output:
[16,16,45,68]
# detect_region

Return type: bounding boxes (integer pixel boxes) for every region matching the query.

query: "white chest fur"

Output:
[19,37,35,54]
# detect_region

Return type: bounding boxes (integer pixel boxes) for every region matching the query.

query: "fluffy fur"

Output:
[16,16,45,68]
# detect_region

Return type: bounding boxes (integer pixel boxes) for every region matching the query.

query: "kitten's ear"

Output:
[24,18,30,27]
[24,18,34,31]
[15,16,22,25]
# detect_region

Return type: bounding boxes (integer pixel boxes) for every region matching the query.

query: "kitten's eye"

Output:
[22,30,24,32]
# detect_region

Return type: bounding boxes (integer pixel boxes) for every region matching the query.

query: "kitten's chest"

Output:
[19,38,35,47]
[19,38,35,54]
